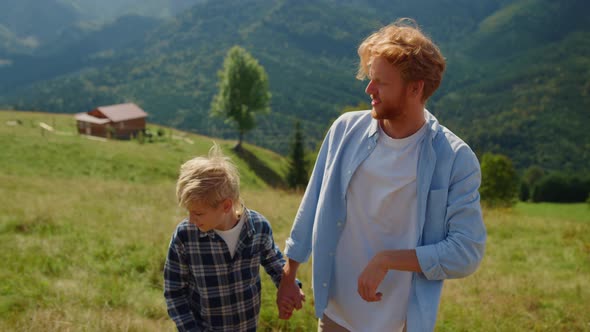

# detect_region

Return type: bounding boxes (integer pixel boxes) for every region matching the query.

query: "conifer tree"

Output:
[287,121,308,189]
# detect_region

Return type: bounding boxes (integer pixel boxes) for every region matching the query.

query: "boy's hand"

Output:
[277,280,305,320]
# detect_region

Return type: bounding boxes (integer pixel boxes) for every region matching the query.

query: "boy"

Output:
[164,145,301,331]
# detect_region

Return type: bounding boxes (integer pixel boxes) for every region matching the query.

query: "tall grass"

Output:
[437,204,590,331]
[1,111,589,331]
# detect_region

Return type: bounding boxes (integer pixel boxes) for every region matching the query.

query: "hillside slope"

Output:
[0,110,289,189]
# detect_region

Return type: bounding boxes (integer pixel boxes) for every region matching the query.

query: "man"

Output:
[277,19,486,332]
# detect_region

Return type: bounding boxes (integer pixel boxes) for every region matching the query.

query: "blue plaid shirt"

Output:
[164,208,285,332]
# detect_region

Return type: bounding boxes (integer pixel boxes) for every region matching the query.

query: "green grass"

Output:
[0,110,285,188]
[437,204,590,331]
[1,110,589,331]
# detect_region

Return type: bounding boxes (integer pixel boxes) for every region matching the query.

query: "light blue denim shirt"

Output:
[284,110,486,332]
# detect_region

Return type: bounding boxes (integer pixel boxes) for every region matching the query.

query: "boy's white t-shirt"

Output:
[324,122,427,332]
[214,213,246,258]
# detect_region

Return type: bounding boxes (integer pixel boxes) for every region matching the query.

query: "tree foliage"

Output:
[480,152,519,207]
[524,165,545,189]
[287,121,308,189]
[211,46,270,150]
[520,165,545,201]
[531,173,590,203]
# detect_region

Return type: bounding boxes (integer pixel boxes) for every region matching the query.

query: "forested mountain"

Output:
[431,0,590,171]
[60,0,206,21]
[0,0,203,55]
[0,0,80,55]
[0,0,588,172]
[0,15,162,88]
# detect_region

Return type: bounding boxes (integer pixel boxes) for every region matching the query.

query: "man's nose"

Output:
[365,80,375,95]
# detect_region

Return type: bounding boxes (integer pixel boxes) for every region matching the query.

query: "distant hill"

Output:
[0,0,588,173]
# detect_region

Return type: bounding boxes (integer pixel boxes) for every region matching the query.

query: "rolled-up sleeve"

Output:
[416,147,487,280]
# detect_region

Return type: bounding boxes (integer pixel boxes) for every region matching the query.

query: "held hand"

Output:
[277,279,305,320]
[357,253,388,302]
[278,302,293,320]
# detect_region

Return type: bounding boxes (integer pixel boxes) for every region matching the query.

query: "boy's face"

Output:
[187,199,234,232]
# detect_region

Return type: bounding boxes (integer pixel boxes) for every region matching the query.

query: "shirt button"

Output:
[323,283,328,288]
[329,252,334,257]
[337,221,343,227]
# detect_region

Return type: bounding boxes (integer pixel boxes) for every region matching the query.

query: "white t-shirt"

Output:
[214,213,245,258]
[324,122,427,332]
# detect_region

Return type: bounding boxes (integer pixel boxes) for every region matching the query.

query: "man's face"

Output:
[365,56,411,120]
[187,199,231,232]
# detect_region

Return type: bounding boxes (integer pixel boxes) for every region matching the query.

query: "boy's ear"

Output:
[221,198,233,212]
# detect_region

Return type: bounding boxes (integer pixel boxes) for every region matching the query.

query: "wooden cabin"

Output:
[75,103,148,139]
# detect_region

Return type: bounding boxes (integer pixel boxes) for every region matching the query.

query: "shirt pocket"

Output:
[235,245,262,281]
[423,188,448,244]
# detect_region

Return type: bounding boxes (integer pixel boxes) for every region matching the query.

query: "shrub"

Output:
[480,153,519,207]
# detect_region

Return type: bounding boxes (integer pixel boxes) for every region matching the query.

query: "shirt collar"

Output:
[197,205,254,239]
[368,116,379,138]
[198,228,215,238]
[242,207,256,237]
[367,109,440,141]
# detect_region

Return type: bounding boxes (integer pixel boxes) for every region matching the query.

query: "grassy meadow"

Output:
[1,111,589,331]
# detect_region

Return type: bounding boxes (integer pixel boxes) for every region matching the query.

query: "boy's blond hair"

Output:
[176,144,240,209]
[357,18,446,102]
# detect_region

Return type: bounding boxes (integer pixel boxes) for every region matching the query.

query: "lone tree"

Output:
[480,152,519,207]
[520,165,545,201]
[211,46,271,150]
[287,121,308,189]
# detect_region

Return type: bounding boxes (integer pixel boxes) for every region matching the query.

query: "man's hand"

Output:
[277,278,305,319]
[357,253,388,302]
[357,250,421,302]
[276,259,304,319]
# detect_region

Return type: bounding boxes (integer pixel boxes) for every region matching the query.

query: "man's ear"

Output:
[410,80,425,98]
